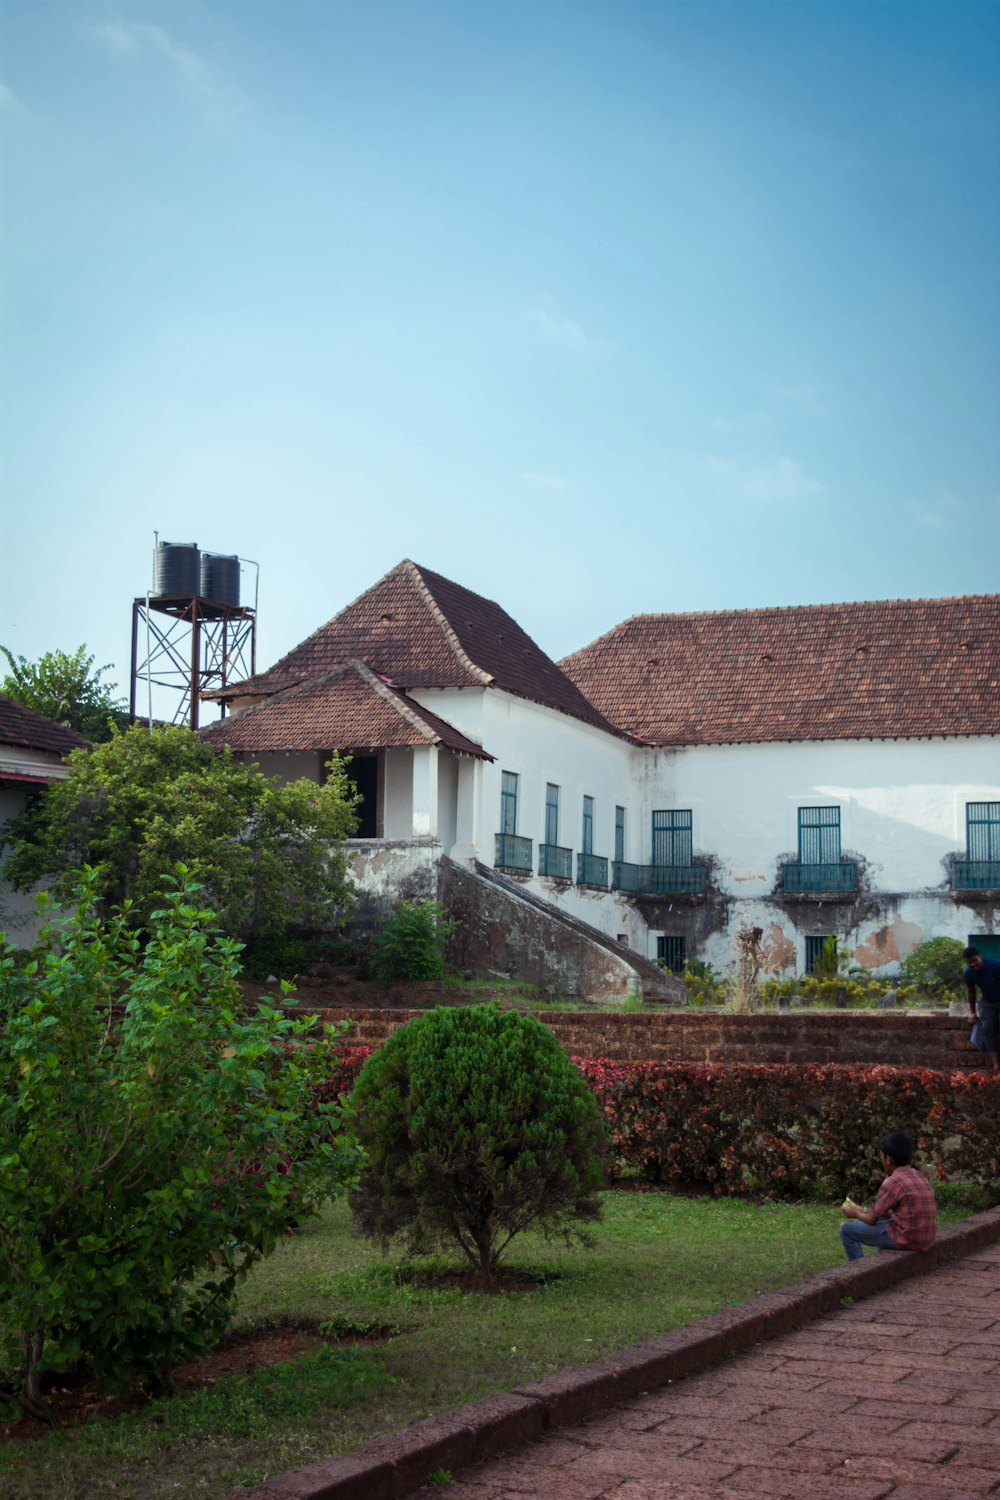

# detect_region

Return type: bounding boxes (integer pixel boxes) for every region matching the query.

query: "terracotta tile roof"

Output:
[201,660,492,758]
[212,560,622,737]
[558,595,1000,745]
[0,694,91,756]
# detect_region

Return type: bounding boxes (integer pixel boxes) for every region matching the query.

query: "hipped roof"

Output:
[213,559,624,738]
[559,595,1000,745]
[0,694,91,756]
[200,659,492,759]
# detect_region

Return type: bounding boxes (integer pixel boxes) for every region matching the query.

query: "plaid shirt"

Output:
[872,1166,937,1251]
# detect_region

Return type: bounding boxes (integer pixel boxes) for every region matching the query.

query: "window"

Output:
[798,806,841,864]
[582,796,594,855]
[545,783,560,846]
[805,934,833,974]
[615,806,625,863]
[500,771,518,834]
[652,809,692,866]
[967,802,1000,862]
[657,935,686,973]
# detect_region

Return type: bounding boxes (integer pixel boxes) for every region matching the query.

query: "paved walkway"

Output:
[413,1241,1000,1500]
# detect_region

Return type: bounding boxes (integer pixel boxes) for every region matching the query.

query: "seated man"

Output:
[839,1130,936,1262]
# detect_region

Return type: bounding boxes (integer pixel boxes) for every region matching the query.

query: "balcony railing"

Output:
[539,843,573,880]
[495,832,532,873]
[954,860,1000,891]
[577,852,609,888]
[782,861,856,894]
[611,862,706,895]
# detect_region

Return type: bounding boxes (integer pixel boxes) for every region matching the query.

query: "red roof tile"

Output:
[201,660,492,758]
[559,595,1000,745]
[214,560,623,737]
[0,694,91,756]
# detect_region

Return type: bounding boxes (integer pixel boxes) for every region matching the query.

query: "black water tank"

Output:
[152,542,200,597]
[200,553,241,606]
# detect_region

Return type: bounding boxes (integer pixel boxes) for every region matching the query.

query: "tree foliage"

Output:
[899,935,966,997]
[0,870,361,1418]
[1,644,128,742]
[370,899,459,983]
[1,723,358,955]
[347,1003,606,1280]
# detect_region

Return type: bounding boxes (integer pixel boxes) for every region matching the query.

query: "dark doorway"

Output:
[346,754,379,838]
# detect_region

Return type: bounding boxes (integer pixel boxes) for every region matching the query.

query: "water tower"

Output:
[130,539,258,729]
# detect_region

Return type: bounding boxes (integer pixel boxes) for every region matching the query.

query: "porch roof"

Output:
[0,694,90,757]
[200,659,492,759]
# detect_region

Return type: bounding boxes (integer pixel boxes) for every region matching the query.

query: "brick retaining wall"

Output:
[307,1005,984,1071]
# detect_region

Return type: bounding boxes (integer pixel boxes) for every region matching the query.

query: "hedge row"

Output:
[315,1046,1000,1201]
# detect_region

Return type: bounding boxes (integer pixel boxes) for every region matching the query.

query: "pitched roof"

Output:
[214,560,622,736]
[201,659,492,759]
[558,595,1000,745]
[0,694,91,756]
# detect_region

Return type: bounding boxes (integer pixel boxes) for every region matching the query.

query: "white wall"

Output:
[0,746,74,947]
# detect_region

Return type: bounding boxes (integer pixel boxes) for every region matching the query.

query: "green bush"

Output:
[899,936,966,998]
[0,868,360,1418]
[683,957,725,1007]
[347,1003,606,1279]
[370,900,459,983]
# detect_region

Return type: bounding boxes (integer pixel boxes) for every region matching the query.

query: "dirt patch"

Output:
[0,1320,340,1444]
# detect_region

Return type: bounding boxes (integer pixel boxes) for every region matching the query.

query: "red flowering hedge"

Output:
[314,1045,1000,1201]
[574,1059,1000,1198]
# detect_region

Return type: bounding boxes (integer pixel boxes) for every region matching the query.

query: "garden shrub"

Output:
[347,1003,606,1278]
[899,936,966,1000]
[0,868,360,1418]
[370,899,459,983]
[576,1057,1000,1200]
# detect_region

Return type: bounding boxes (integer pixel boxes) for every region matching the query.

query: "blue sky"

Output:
[3,0,998,708]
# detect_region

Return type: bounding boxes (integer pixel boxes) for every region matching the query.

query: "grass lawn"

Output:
[0,1190,972,1499]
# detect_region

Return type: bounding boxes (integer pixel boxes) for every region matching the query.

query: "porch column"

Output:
[411,744,439,836]
[450,755,483,863]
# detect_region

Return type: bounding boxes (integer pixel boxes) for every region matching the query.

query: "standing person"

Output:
[964,945,1000,1072]
[839,1131,936,1261]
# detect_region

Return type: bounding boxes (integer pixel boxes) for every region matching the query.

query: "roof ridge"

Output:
[404,561,493,687]
[351,658,443,746]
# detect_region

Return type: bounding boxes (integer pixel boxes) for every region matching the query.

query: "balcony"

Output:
[954,860,1000,891]
[539,843,573,880]
[611,862,706,896]
[782,861,857,895]
[495,832,532,873]
[577,852,609,889]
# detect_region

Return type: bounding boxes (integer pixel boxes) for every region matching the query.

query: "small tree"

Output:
[370,899,459,983]
[1,723,358,957]
[899,936,966,998]
[1,644,128,742]
[348,1003,606,1281]
[0,869,360,1419]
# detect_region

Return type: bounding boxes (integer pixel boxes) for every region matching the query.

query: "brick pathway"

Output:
[414,1242,1000,1500]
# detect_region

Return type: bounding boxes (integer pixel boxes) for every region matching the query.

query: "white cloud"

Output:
[527,304,588,353]
[910,489,961,530]
[0,82,27,117]
[770,382,830,417]
[522,471,570,490]
[706,454,825,503]
[84,22,241,120]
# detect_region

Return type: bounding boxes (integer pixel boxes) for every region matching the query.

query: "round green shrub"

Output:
[347,1003,606,1279]
[899,936,966,998]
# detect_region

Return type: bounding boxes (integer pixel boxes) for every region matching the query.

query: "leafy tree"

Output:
[899,936,966,997]
[348,1003,606,1281]
[0,869,361,1418]
[1,723,358,956]
[370,899,459,983]
[1,644,128,742]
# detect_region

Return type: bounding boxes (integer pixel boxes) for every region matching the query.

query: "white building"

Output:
[202,563,1000,991]
[0,694,89,943]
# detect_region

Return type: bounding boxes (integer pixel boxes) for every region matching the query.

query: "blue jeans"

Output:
[840,1217,898,1261]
